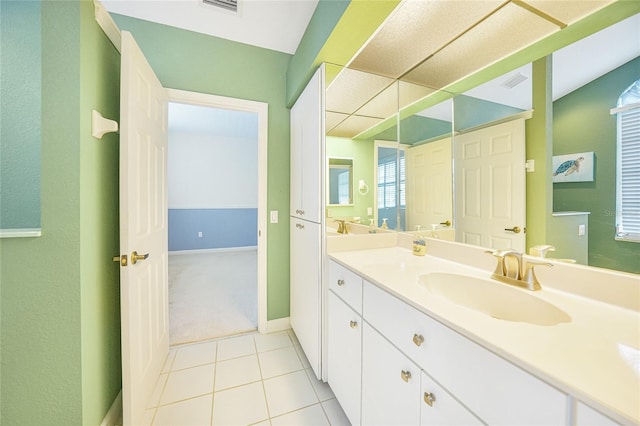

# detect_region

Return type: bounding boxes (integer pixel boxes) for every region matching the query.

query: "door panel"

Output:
[454,119,525,251]
[119,30,169,425]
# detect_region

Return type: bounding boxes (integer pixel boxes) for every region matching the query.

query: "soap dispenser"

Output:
[368,218,377,234]
[381,218,389,229]
[412,225,426,256]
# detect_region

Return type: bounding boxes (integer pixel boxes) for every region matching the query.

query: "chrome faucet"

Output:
[486,249,553,291]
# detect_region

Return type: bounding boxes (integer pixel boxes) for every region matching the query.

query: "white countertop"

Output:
[328,246,640,424]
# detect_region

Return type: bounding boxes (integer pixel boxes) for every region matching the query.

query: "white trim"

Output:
[100,390,122,426]
[165,88,269,335]
[0,228,42,238]
[265,317,290,333]
[168,246,257,256]
[94,0,121,53]
[610,102,640,115]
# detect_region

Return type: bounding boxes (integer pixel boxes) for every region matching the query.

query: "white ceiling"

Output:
[103,0,319,54]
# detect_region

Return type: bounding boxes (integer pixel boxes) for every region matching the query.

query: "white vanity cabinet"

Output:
[363,280,567,425]
[327,261,363,425]
[326,259,572,425]
[361,322,421,426]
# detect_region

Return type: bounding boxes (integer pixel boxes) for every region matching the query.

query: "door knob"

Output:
[131,251,149,265]
[504,226,521,234]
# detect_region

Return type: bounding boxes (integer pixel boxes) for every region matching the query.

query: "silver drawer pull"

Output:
[413,333,425,347]
[349,320,358,329]
[400,370,412,383]
[424,392,436,407]
[337,279,345,286]
[296,223,305,229]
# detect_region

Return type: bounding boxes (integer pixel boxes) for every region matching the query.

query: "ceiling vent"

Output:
[202,0,238,13]
[501,72,528,89]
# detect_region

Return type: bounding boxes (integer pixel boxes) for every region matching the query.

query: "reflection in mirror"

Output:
[402,97,454,238]
[327,158,353,206]
[452,64,532,253]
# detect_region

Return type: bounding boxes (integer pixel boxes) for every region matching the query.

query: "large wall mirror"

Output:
[324,13,640,275]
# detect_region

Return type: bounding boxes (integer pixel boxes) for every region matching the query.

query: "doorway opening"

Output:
[166,89,268,345]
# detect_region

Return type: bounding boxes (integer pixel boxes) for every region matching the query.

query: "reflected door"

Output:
[454,119,525,251]
[406,137,452,232]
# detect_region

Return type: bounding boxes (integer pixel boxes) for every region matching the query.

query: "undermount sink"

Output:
[419,273,571,326]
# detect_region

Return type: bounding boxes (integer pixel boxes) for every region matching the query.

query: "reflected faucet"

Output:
[486,249,553,291]
[335,220,349,235]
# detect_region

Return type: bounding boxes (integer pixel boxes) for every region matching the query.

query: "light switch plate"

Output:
[270,210,278,223]
[578,224,586,236]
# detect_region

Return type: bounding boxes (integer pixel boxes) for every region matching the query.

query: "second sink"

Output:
[419,272,571,326]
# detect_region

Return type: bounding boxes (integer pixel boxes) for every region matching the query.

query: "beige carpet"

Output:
[168,249,258,346]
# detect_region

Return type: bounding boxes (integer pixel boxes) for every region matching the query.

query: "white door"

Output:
[454,119,526,251]
[119,30,169,425]
[406,137,453,232]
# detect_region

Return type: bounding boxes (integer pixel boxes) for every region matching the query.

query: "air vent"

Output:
[202,0,238,13]
[501,72,528,89]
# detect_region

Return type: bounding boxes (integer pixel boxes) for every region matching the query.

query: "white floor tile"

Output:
[254,331,293,352]
[258,346,303,379]
[217,334,257,361]
[173,341,217,371]
[322,398,351,426]
[212,381,269,426]
[263,370,319,417]
[154,394,213,426]
[161,364,215,405]
[305,368,335,401]
[148,373,168,408]
[270,403,329,426]
[215,354,262,391]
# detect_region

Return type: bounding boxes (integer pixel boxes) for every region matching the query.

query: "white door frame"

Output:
[165,88,268,334]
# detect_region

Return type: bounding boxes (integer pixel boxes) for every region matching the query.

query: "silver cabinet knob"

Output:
[349,320,358,329]
[413,333,425,347]
[424,392,436,407]
[337,279,345,286]
[400,370,412,382]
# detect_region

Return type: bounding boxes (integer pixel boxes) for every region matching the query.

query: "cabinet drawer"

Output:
[575,402,620,426]
[363,281,567,425]
[421,371,482,426]
[328,260,363,313]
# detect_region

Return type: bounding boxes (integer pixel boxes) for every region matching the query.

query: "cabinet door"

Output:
[575,402,620,426]
[420,371,482,426]
[362,322,420,426]
[290,218,321,378]
[327,291,362,425]
[290,65,324,223]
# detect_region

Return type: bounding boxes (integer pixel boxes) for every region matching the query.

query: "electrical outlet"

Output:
[270,210,278,223]
[198,231,203,238]
[367,207,373,216]
[578,224,586,236]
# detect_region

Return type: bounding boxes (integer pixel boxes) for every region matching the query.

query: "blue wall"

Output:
[168,208,258,251]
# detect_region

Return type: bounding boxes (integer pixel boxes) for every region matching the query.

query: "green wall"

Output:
[0,1,41,229]
[112,15,294,320]
[326,136,374,221]
[553,56,640,274]
[0,1,122,424]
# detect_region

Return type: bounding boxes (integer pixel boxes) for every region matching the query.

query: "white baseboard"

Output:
[265,317,290,333]
[169,246,257,256]
[101,390,123,426]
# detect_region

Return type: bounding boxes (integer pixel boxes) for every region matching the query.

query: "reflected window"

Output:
[377,155,405,209]
[614,78,640,242]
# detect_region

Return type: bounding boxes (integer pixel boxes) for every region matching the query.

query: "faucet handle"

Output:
[522,260,553,291]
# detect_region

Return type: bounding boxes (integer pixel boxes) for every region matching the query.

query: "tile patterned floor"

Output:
[144,329,350,425]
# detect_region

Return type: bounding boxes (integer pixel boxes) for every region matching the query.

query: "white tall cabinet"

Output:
[290,65,325,380]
